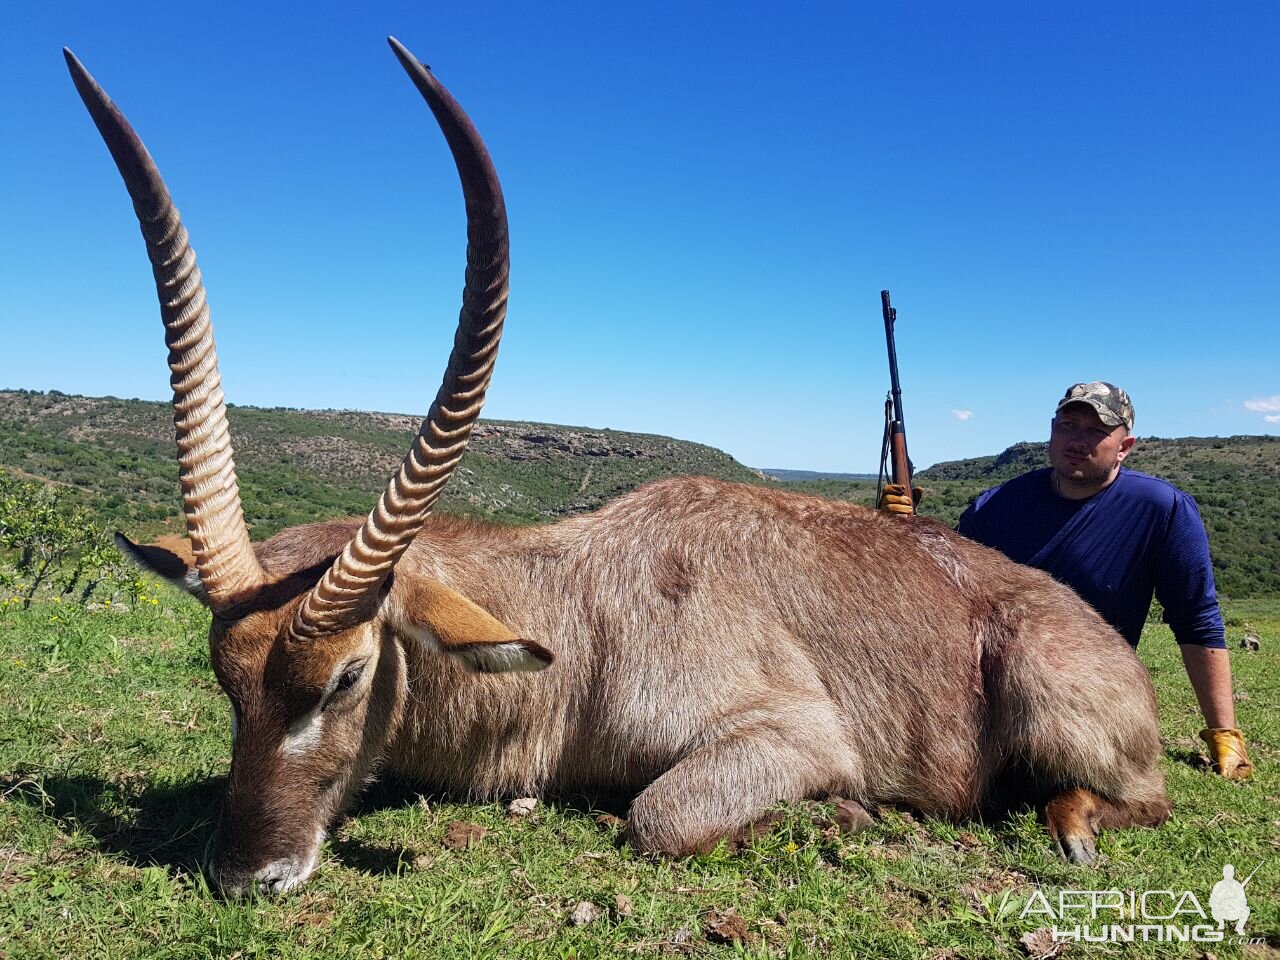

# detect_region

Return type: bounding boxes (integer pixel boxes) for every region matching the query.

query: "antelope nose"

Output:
[249,858,304,897]
[213,829,325,897]
[215,869,286,899]
[214,860,294,899]
[255,872,289,896]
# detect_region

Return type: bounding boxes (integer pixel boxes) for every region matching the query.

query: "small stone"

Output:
[1018,927,1065,959]
[567,900,601,926]
[507,797,538,817]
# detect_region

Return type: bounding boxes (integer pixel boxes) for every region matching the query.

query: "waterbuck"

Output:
[67,39,1170,898]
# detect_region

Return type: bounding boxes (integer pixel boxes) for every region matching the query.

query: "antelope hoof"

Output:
[1058,831,1097,865]
[1044,787,1102,864]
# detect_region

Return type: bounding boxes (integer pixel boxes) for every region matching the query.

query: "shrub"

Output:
[0,470,130,605]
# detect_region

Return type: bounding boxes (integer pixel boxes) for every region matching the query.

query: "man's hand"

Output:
[1199,727,1254,779]
[878,483,923,515]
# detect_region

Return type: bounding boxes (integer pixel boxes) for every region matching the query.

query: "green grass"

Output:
[1,594,1277,958]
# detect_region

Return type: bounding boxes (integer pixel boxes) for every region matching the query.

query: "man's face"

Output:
[1048,402,1135,490]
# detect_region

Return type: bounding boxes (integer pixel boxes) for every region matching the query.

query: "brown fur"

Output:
[396,577,519,647]
[132,476,1170,893]
[134,535,196,578]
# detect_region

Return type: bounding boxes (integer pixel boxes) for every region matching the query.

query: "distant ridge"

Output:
[0,389,763,535]
[1,388,1276,597]
[760,468,878,483]
[918,435,1280,485]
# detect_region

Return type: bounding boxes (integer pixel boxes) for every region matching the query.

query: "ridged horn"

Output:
[65,49,266,610]
[289,38,509,641]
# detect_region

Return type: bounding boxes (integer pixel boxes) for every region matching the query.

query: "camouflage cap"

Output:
[1056,381,1134,431]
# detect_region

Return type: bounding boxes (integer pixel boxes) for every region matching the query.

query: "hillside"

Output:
[914,435,1280,599]
[1,389,1276,597]
[920,434,1280,485]
[0,389,764,537]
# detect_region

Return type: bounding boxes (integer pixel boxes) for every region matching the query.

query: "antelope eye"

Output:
[335,662,366,694]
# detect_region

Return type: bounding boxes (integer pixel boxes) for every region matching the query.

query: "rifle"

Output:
[879,290,914,515]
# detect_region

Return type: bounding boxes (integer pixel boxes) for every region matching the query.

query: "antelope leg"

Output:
[625,715,857,856]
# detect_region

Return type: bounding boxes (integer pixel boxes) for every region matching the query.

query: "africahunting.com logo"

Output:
[1020,862,1264,945]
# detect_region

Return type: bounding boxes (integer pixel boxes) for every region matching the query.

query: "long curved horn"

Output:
[289,38,509,641]
[65,50,266,609]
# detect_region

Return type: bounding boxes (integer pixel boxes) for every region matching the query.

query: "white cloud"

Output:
[1244,395,1280,413]
[1267,414,1280,424]
[951,409,974,422]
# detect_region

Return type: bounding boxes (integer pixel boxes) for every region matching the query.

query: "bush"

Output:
[0,470,131,605]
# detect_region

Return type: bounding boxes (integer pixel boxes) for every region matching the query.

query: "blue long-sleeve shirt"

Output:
[957,467,1225,648]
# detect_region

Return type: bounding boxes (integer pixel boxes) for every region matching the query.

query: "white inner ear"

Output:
[456,642,549,674]
[390,612,547,674]
[390,612,447,656]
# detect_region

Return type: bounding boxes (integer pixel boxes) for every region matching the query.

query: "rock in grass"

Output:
[507,797,538,817]
[1018,927,1065,958]
[567,901,602,926]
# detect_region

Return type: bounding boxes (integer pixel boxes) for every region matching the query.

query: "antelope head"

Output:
[67,39,550,897]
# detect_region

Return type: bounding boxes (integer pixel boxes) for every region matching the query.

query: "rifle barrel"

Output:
[881,289,912,494]
[881,290,906,429]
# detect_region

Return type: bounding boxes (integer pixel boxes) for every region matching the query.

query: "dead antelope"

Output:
[68,39,1170,898]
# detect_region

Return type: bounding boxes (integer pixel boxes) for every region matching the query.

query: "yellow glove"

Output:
[1199,727,1254,779]
[878,483,923,515]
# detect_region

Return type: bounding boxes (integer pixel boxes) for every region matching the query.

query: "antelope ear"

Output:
[114,532,209,604]
[385,577,552,673]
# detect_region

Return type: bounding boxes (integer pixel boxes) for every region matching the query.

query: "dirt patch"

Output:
[705,911,755,945]
[441,821,486,850]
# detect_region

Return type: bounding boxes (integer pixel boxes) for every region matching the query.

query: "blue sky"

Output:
[2,1,1277,472]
